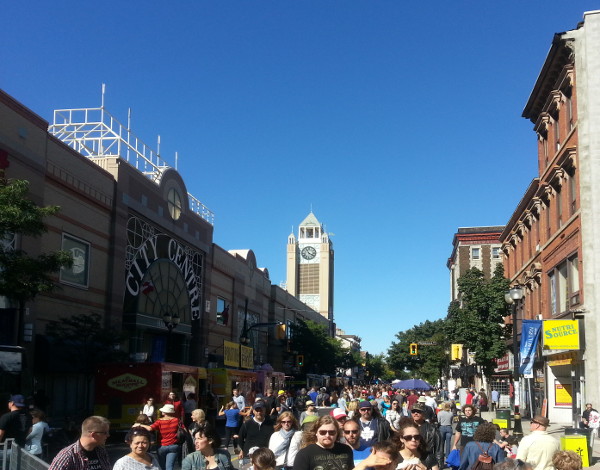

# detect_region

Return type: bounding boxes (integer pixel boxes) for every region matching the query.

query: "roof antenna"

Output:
[101,83,106,108]
[175,151,178,170]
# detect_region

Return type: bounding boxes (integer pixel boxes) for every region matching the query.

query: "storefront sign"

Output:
[543,320,580,350]
[555,382,573,407]
[224,341,240,368]
[240,345,254,369]
[494,352,512,372]
[548,358,573,366]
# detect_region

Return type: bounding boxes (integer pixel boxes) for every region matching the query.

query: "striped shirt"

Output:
[151,418,179,446]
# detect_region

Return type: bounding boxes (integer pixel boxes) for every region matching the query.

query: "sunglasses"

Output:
[318,430,337,436]
[402,434,422,441]
[343,430,359,434]
[359,408,371,412]
[280,421,292,424]
[411,410,423,414]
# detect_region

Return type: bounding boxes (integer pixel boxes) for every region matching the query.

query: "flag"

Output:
[142,281,155,295]
[520,319,542,377]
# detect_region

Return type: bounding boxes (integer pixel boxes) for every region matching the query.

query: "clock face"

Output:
[301,246,317,260]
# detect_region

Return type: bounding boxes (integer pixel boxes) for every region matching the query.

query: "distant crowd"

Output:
[1,384,595,470]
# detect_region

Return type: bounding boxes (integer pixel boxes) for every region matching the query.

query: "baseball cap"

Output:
[9,395,26,407]
[411,402,426,412]
[359,400,372,409]
[253,402,265,410]
[331,408,347,420]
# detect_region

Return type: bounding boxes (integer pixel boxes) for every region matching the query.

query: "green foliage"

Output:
[365,353,395,382]
[0,179,73,304]
[387,319,448,384]
[444,264,510,376]
[291,319,355,375]
[46,313,127,374]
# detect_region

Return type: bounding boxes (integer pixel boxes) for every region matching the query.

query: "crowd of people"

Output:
[0,386,593,470]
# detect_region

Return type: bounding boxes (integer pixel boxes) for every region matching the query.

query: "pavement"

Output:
[481,411,600,468]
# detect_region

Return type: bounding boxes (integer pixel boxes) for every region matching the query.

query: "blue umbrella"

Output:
[391,378,433,390]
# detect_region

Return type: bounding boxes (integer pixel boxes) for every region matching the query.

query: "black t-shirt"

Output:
[456,416,485,447]
[82,448,102,470]
[294,442,354,470]
[0,409,32,446]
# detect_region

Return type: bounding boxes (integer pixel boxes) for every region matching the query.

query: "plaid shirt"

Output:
[48,440,111,470]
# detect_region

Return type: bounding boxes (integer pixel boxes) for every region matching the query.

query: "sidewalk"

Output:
[481,412,600,468]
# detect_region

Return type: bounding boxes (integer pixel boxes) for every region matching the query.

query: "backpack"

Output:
[470,442,495,470]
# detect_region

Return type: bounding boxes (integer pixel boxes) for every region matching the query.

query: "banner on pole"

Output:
[520,320,542,377]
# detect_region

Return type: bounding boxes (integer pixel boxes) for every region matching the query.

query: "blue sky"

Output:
[2,1,597,355]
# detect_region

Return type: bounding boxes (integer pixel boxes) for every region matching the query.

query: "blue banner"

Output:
[520,320,542,377]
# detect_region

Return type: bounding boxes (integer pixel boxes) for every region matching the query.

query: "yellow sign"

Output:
[240,345,253,369]
[555,382,573,407]
[107,373,147,392]
[561,435,589,467]
[543,320,580,350]
[493,419,508,429]
[224,341,239,368]
[548,358,573,366]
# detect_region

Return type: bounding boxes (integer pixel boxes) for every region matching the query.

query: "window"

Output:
[60,234,90,288]
[565,88,574,131]
[492,247,500,259]
[216,297,229,325]
[554,117,561,152]
[471,247,480,260]
[548,254,580,315]
[167,187,182,220]
[568,170,577,216]
[556,186,563,228]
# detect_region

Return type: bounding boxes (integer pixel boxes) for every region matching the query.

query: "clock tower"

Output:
[286,212,334,321]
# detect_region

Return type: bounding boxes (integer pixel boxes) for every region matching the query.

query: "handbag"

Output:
[445,449,461,468]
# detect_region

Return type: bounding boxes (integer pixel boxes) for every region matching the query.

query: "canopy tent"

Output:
[391,378,433,390]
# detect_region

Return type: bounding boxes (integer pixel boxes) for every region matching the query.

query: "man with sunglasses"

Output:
[515,416,559,470]
[48,416,112,470]
[357,401,391,448]
[342,420,372,465]
[410,402,444,468]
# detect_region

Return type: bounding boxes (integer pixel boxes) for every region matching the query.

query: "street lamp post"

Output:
[505,285,524,440]
[163,312,180,361]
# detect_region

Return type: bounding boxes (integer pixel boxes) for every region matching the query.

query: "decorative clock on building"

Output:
[301,246,317,260]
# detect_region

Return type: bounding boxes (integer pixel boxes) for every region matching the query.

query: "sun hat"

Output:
[418,396,428,403]
[306,400,315,406]
[159,404,176,414]
[532,415,550,427]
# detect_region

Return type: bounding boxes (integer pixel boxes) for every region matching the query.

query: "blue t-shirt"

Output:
[353,445,372,465]
[225,408,240,427]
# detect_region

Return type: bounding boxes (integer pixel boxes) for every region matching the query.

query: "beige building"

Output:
[0,88,332,415]
[286,212,334,322]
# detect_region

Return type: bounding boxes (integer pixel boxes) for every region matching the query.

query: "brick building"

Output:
[501,10,600,424]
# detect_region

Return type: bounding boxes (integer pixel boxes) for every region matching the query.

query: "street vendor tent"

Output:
[391,378,433,390]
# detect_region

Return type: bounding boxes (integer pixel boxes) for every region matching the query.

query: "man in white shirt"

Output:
[232,388,246,411]
[517,415,559,470]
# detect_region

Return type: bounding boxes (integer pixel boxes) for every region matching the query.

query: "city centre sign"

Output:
[124,225,203,321]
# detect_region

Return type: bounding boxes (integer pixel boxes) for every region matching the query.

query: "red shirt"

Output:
[151,417,179,446]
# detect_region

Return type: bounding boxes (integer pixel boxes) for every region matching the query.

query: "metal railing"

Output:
[1,440,49,470]
[48,106,214,225]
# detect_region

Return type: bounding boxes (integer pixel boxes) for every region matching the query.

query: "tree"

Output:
[365,353,395,383]
[46,313,127,412]
[387,319,448,385]
[444,264,510,376]
[0,178,73,345]
[291,319,351,375]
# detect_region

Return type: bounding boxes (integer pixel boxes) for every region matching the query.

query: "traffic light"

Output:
[451,344,463,361]
[275,324,286,340]
[409,343,418,356]
[296,354,304,367]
